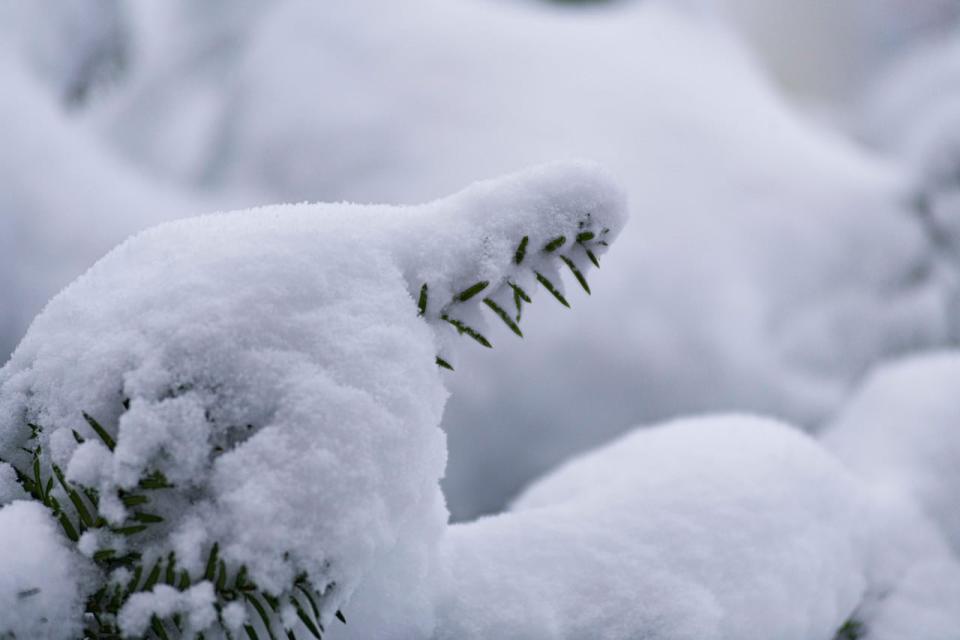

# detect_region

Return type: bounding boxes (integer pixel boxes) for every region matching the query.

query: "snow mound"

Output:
[823,352,960,555]
[426,414,960,640]
[435,416,869,640]
[0,501,91,640]
[0,160,626,635]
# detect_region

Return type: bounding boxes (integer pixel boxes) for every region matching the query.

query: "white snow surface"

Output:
[0,53,204,362]
[4,0,960,524]
[822,352,960,555]
[5,3,960,637]
[0,501,91,640]
[857,36,960,315]
[435,416,870,640]
[325,414,960,639]
[0,160,626,633]
[147,0,955,519]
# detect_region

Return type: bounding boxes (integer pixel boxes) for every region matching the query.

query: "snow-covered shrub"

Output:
[0,161,626,638]
[5,0,960,530]
[427,414,960,640]
[123,0,956,520]
[823,352,960,555]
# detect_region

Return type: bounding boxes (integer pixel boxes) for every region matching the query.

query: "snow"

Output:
[4,2,960,637]
[118,583,217,638]
[0,501,90,640]
[403,0,954,519]
[0,160,626,635]
[822,352,960,555]
[424,415,960,640]
[857,37,960,307]
[3,3,957,527]
[0,54,204,361]
[0,462,26,505]
[148,0,955,520]
[434,416,865,640]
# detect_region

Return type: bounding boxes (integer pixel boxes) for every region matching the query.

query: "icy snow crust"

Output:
[0,161,626,636]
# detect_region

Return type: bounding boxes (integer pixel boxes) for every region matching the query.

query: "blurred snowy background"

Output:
[3,0,960,522]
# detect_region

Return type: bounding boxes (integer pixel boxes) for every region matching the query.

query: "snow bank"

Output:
[822,352,960,555]
[0,160,626,635]
[0,501,91,640]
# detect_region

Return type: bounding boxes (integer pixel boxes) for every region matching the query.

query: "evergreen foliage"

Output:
[0,209,614,638]
[419,219,610,367]
[1,409,344,640]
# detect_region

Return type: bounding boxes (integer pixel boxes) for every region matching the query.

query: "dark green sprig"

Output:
[83,412,116,451]
[535,272,570,308]
[559,256,591,294]
[417,284,428,317]
[514,236,529,265]
[483,298,523,338]
[543,235,566,253]
[509,283,531,323]
[453,281,489,303]
[441,315,492,348]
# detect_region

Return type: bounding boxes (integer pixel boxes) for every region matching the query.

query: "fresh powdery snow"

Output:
[0,161,626,638]
[0,500,92,640]
[823,352,960,555]
[4,0,960,528]
[207,0,958,519]
[0,54,206,360]
[4,157,959,638]
[428,415,960,640]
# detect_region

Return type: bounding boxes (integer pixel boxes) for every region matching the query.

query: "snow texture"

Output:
[0,501,90,640]
[4,3,960,638]
[858,36,960,322]
[423,415,960,640]
[0,160,626,635]
[3,0,958,526]
[433,416,865,640]
[823,352,960,555]
[0,53,204,362]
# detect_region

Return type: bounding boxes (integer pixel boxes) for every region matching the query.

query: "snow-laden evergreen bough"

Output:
[0,160,627,639]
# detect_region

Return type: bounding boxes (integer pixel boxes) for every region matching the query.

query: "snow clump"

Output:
[0,160,626,636]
